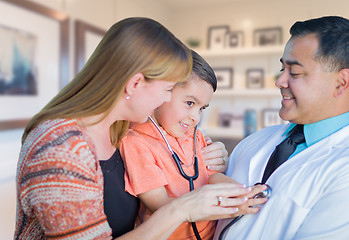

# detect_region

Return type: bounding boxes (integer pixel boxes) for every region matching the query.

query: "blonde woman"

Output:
[15,17,253,239]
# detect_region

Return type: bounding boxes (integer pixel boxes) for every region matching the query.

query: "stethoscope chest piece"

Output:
[253,183,272,199]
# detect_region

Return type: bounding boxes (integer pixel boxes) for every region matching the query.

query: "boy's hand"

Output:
[202,136,228,172]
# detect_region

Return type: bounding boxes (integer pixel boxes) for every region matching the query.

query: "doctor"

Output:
[214,16,349,240]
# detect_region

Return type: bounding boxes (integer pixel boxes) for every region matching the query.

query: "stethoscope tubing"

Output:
[148,116,202,240]
[148,116,199,188]
[172,151,199,190]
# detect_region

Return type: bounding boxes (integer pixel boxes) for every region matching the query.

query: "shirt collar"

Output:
[129,122,195,140]
[284,111,349,147]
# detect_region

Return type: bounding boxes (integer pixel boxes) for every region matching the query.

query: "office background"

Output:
[1,0,348,238]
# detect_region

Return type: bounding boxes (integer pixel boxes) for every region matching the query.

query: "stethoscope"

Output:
[218,183,272,240]
[148,116,202,240]
[149,116,272,240]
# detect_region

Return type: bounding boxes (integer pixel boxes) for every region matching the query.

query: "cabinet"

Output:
[196,46,285,145]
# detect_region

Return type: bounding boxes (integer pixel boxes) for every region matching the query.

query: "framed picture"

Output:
[218,113,234,128]
[214,68,233,89]
[0,0,69,130]
[253,27,282,46]
[207,25,229,50]
[225,31,243,48]
[75,20,106,74]
[218,112,243,128]
[262,109,283,127]
[246,69,264,89]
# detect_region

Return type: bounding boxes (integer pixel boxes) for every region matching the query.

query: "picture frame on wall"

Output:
[218,111,243,129]
[0,0,69,130]
[75,20,106,74]
[225,31,243,48]
[246,68,264,89]
[207,25,229,50]
[218,113,234,128]
[253,27,283,46]
[214,67,233,89]
[262,108,284,127]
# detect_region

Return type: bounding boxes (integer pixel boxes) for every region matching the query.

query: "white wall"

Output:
[170,0,349,48]
[2,0,349,238]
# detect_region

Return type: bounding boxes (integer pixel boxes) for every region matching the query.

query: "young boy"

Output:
[120,50,266,239]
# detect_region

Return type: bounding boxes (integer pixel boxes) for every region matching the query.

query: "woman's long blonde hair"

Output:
[22,17,192,145]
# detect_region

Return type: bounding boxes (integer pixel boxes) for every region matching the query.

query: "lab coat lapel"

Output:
[248,124,290,185]
[265,124,349,186]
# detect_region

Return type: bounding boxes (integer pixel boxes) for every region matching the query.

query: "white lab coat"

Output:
[214,123,349,240]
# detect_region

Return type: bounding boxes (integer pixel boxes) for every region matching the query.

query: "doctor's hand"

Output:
[202,136,228,173]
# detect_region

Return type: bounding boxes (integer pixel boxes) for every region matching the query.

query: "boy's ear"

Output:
[124,73,145,96]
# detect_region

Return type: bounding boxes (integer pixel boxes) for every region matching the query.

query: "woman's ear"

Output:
[124,73,145,97]
[335,69,349,97]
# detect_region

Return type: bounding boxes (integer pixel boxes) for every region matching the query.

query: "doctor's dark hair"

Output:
[22,17,192,145]
[290,16,349,72]
[190,50,217,92]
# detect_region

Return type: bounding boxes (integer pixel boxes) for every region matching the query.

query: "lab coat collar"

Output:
[257,123,349,186]
[284,111,349,148]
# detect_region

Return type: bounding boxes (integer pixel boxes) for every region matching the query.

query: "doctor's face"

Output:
[276,34,338,124]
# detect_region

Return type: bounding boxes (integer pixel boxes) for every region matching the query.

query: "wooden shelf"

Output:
[214,88,280,97]
[196,45,284,139]
[202,127,244,138]
[195,45,284,57]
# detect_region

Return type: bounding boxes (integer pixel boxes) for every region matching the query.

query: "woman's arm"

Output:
[117,183,253,240]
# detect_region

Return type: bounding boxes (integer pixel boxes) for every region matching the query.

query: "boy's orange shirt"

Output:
[120,122,216,239]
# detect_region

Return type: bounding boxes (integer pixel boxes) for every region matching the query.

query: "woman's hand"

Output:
[171,183,253,222]
[207,174,268,217]
[202,136,228,173]
[230,184,268,217]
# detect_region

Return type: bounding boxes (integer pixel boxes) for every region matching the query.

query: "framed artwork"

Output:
[253,27,283,46]
[214,68,233,89]
[0,0,69,130]
[75,20,106,74]
[207,25,229,50]
[262,109,283,127]
[225,31,244,48]
[218,113,234,128]
[246,68,264,89]
[218,112,243,129]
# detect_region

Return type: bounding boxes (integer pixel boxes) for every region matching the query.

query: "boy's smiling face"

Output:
[154,73,214,138]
